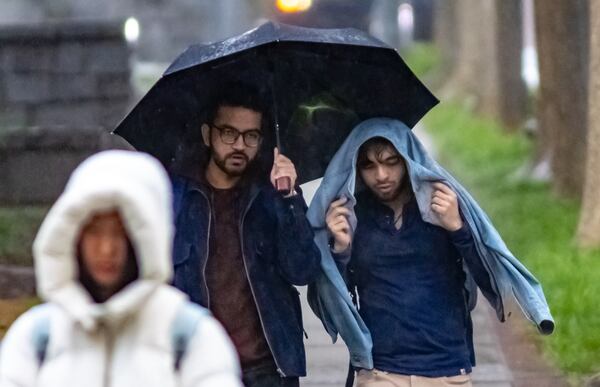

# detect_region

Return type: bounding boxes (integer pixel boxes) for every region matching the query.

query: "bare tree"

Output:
[577,0,600,248]
[496,0,527,130]
[433,0,459,79]
[440,0,525,129]
[441,0,496,108]
[534,0,589,199]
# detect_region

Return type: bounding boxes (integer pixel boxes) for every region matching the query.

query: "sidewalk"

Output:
[299,285,349,387]
[298,286,513,387]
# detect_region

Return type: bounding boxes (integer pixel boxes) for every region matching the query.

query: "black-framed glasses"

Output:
[210,123,263,147]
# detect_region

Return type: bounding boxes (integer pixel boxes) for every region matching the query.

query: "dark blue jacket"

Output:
[170,175,321,377]
[336,192,495,377]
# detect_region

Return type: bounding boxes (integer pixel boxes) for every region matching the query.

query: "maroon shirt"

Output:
[205,186,274,370]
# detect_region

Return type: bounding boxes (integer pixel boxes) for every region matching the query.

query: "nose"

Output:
[375,166,388,181]
[232,135,246,151]
[98,235,115,257]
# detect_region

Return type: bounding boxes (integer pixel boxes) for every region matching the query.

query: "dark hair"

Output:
[77,239,139,304]
[357,137,400,169]
[172,81,273,183]
[356,137,413,198]
[204,81,273,184]
[205,81,268,125]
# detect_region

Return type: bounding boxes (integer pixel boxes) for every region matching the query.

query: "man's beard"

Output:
[213,151,252,177]
[373,176,410,204]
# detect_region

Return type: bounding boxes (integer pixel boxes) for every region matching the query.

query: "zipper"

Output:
[102,322,115,387]
[197,189,213,308]
[238,189,286,377]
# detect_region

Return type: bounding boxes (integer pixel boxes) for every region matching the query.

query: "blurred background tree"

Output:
[577,0,600,248]
[534,0,589,200]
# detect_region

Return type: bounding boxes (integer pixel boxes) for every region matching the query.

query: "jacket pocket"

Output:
[289,286,304,334]
[173,244,193,291]
[173,243,192,266]
[442,374,472,386]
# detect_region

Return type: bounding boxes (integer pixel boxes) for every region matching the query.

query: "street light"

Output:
[276,0,313,13]
[124,17,140,44]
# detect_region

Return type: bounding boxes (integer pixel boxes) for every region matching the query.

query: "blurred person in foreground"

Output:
[170,82,321,387]
[307,118,554,387]
[0,150,241,387]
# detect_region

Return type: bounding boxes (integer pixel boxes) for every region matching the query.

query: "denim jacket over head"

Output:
[306,118,555,369]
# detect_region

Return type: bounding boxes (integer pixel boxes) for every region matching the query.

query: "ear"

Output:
[201,124,211,147]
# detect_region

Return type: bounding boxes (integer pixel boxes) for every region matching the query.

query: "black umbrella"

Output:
[113,21,438,183]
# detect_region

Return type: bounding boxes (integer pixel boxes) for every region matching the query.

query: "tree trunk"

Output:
[534,0,589,199]
[433,0,459,79]
[496,0,527,130]
[577,0,600,248]
[441,0,496,106]
[412,0,434,42]
[440,0,525,130]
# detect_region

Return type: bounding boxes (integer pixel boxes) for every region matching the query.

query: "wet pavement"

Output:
[298,286,515,387]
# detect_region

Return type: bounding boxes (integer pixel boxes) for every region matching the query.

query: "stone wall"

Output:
[0,0,259,63]
[0,20,132,130]
[0,125,132,205]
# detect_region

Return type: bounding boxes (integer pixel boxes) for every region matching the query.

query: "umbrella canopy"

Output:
[113,21,438,183]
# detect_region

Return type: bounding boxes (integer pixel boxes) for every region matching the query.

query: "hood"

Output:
[307,118,443,231]
[33,150,174,330]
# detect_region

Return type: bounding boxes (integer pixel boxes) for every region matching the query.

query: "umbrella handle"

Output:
[276,176,292,194]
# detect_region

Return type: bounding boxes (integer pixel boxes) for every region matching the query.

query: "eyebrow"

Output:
[213,123,261,133]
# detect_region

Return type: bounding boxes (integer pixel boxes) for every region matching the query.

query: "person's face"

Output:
[358,145,407,203]
[79,210,129,293]
[202,105,262,177]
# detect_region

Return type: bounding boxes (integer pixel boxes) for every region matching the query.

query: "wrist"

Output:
[446,219,463,232]
[332,241,351,254]
[283,188,298,198]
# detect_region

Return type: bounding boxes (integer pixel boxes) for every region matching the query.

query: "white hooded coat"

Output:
[0,150,242,387]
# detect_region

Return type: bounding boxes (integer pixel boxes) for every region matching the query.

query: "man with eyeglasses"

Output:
[170,81,321,387]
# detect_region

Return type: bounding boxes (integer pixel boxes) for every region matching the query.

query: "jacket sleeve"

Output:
[0,311,39,387]
[272,190,322,286]
[180,316,242,387]
[169,174,188,221]
[448,222,500,307]
[330,242,352,272]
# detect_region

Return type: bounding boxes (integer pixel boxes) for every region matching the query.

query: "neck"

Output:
[382,188,411,216]
[205,158,241,189]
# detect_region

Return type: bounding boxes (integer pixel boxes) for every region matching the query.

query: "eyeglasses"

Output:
[210,123,263,147]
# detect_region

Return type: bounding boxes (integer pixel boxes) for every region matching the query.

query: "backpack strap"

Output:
[30,304,52,366]
[171,302,209,371]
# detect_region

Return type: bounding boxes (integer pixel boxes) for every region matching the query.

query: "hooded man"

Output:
[306,118,554,387]
[0,150,241,387]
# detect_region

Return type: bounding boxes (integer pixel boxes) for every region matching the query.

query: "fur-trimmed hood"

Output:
[33,150,174,330]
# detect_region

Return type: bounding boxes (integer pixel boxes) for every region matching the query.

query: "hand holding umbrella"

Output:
[270,147,296,195]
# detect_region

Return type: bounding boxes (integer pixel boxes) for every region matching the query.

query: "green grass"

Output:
[402,43,441,80]
[424,103,600,378]
[0,207,48,266]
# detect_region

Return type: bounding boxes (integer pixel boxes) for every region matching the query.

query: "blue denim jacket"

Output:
[306,118,555,369]
[171,175,321,377]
